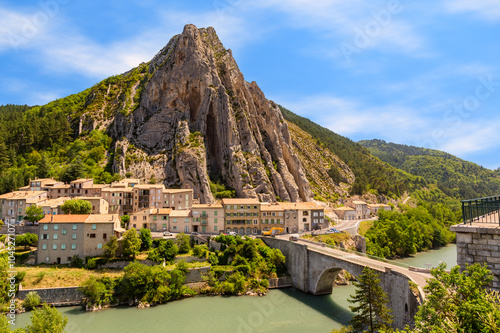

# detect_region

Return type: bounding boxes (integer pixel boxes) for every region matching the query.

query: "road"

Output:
[297,238,431,288]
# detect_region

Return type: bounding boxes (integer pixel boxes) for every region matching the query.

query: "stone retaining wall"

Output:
[451,224,500,291]
[0,225,38,235]
[17,287,83,306]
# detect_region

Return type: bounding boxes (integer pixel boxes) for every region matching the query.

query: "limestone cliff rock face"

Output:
[110,24,313,203]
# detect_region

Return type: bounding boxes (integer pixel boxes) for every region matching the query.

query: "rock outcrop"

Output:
[107,24,313,203]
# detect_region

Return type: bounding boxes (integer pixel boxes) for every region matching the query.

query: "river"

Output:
[13,244,457,333]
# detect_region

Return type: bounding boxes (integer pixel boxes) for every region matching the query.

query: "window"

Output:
[184,226,189,233]
[71,244,76,250]
[53,234,58,240]
[173,218,177,223]
[214,226,218,232]
[89,234,96,238]
[262,213,266,217]
[41,234,49,240]
[61,229,67,235]
[53,224,58,230]
[214,218,218,224]
[103,233,107,240]
[43,225,48,230]
[253,219,258,225]
[143,216,147,221]
[61,244,66,250]
[42,244,47,250]
[172,226,177,230]
[72,224,77,230]
[72,233,77,239]
[92,224,96,230]
[214,211,218,216]
[52,244,58,250]
[97,243,102,249]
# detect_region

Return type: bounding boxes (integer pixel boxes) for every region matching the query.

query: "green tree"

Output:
[412,263,499,333]
[103,236,118,259]
[120,215,130,228]
[139,227,152,250]
[348,267,393,333]
[175,233,190,254]
[122,228,141,259]
[36,154,51,178]
[60,199,91,214]
[25,205,44,224]
[147,239,178,263]
[16,233,38,250]
[23,291,41,311]
[23,303,68,333]
[61,156,85,183]
[80,276,115,307]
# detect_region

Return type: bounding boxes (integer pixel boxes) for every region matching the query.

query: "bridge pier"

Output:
[262,237,421,330]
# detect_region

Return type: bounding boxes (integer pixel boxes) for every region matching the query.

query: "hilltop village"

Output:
[0,177,390,265]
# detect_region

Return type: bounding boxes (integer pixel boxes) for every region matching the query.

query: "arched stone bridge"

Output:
[262,237,431,329]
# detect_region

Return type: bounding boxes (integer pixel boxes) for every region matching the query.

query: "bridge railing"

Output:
[462,195,500,225]
[322,243,413,270]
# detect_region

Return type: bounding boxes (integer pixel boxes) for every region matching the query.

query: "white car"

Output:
[228,231,237,236]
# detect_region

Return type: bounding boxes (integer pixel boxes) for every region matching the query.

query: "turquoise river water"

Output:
[13,244,457,333]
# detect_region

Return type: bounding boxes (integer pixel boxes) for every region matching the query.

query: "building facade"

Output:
[191,204,223,235]
[37,214,120,264]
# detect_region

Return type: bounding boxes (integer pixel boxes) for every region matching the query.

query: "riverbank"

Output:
[12,243,458,332]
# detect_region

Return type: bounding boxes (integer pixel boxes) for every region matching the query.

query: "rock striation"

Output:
[106,24,314,203]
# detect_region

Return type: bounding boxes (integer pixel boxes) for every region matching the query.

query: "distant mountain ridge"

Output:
[359,139,500,199]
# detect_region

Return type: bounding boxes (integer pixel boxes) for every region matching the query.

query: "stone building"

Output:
[37,214,121,264]
[0,191,47,224]
[222,198,260,235]
[191,203,223,235]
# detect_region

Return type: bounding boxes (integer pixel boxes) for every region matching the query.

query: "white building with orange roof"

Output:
[37,214,121,264]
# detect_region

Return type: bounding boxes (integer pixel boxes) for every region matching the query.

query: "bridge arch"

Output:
[314,267,344,295]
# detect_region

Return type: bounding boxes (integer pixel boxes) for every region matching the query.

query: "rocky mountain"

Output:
[71,24,319,203]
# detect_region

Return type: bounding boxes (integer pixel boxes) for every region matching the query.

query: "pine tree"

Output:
[348,267,393,333]
[36,153,51,178]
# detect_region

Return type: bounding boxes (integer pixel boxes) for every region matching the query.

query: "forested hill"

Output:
[359,139,500,199]
[280,106,421,198]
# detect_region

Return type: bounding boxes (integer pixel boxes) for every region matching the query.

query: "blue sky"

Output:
[1,0,500,169]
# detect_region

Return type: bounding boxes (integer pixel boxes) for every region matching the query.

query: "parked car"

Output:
[191,232,200,236]
[228,231,237,236]
[163,231,173,236]
[289,235,299,241]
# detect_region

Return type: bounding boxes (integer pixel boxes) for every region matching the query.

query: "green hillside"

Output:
[280,106,421,198]
[359,139,500,199]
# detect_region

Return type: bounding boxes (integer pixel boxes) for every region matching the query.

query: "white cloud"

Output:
[439,121,500,155]
[279,95,428,142]
[251,0,427,58]
[0,6,51,52]
[445,0,500,21]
